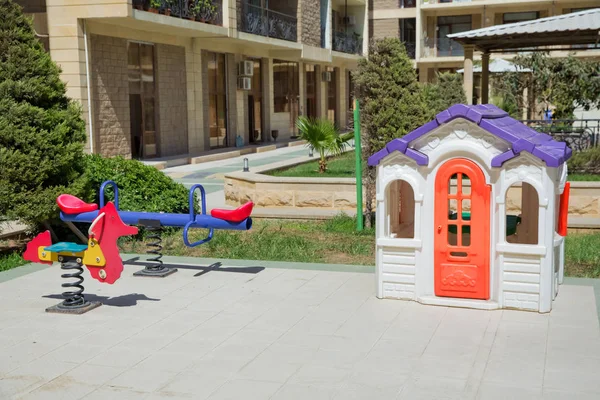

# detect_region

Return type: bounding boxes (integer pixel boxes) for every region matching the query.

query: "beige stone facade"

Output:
[156,44,189,157]
[90,35,130,158]
[300,0,322,48]
[369,0,600,91]
[21,0,367,161]
[371,18,400,40]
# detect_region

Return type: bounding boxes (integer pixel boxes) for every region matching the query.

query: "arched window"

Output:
[505,182,539,244]
[387,180,415,239]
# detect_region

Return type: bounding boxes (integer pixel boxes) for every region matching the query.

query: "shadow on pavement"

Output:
[123,258,265,278]
[43,292,160,307]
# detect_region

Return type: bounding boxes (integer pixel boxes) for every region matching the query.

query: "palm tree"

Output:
[296,117,353,173]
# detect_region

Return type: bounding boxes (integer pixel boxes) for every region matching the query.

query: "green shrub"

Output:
[567,147,600,174]
[85,155,196,215]
[0,0,88,230]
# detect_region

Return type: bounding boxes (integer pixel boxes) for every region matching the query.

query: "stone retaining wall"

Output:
[225,173,364,209]
[225,173,600,220]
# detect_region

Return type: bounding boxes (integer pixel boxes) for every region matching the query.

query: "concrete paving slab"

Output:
[0,259,599,399]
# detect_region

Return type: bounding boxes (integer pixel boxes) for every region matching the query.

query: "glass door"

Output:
[208,52,228,149]
[128,42,157,159]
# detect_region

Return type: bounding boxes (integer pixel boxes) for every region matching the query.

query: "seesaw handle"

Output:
[183,184,213,247]
[183,221,214,247]
[100,180,120,210]
[189,184,207,220]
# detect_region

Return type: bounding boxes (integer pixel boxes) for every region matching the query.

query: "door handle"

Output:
[437,225,442,233]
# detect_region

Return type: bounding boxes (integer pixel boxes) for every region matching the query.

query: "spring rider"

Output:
[24,181,254,314]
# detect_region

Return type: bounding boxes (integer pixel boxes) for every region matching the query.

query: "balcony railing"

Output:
[422,37,464,57]
[133,0,223,26]
[333,31,362,55]
[239,1,297,42]
[521,119,600,153]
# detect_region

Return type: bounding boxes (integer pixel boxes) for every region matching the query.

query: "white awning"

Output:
[457,58,531,74]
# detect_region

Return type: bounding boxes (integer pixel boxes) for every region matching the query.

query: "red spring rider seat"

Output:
[57,194,99,215]
[210,202,254,223]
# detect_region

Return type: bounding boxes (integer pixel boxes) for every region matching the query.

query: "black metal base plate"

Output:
[133,267,178,278]
[46,301,102,315]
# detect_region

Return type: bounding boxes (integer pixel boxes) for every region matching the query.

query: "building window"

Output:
[207,51,228,149]
[437,15,472,57]
[502,11,540,24]
[388,180,415,239]
[400,0,416,8]
[128,42,157,159]
[400,18,416,59]
[505,182,539,245]
[273,59,299,113]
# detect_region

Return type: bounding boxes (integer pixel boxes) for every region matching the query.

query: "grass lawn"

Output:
[2,215,600,279]
[120,214,375,266]
[0,251,28,272]
[568,174,600,181]
[266,151,356,178]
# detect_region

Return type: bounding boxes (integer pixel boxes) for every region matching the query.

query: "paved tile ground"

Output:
[1,260,600,399]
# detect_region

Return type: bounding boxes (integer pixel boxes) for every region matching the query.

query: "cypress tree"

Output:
[353,38,430,227]
[0,0,88,230]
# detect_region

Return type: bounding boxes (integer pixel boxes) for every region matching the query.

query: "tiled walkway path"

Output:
[1,258,599,399]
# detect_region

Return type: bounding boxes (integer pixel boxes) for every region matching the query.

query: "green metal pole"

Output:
[354,99,364,231]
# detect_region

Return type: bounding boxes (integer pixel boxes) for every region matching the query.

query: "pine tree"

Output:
[0,0,88,230]
[353,38,430,228]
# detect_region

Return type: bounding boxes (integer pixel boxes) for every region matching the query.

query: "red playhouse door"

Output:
[434,159,491,300]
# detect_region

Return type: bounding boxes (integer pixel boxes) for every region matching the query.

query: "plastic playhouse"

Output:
[368,104,571,313]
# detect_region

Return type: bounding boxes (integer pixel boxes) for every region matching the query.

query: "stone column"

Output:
[226,53,238,147]
[261,57,271,143]
[336,66,346,129]
[201,50,211,151]
[298,61,305,117]
[463,45,474,105]
[187,40,205,154]
[319,66,328,119]
[234,54,248,145]
[315,64,323,118]
[481,52,490,105]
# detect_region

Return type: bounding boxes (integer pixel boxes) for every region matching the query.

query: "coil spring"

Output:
[145,224,164,272]
[60,259,87,308]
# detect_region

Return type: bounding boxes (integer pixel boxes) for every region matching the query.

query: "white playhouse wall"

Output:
[375,118,564,313]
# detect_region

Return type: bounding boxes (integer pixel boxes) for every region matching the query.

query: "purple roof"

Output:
[367,104,572,168]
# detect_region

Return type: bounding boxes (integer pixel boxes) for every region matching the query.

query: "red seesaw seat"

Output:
[210,202,254,223]
[57,194,99,215]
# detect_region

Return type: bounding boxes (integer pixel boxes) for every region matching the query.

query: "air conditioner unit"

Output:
[322,71,332,82]
[237,77,251,91]
[238,60,254,76]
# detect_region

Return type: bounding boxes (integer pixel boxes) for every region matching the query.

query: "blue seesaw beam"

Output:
[60,181,251,247]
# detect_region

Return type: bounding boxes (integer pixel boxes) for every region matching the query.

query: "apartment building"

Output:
[17,0,367,160]
[370,0,600,101]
